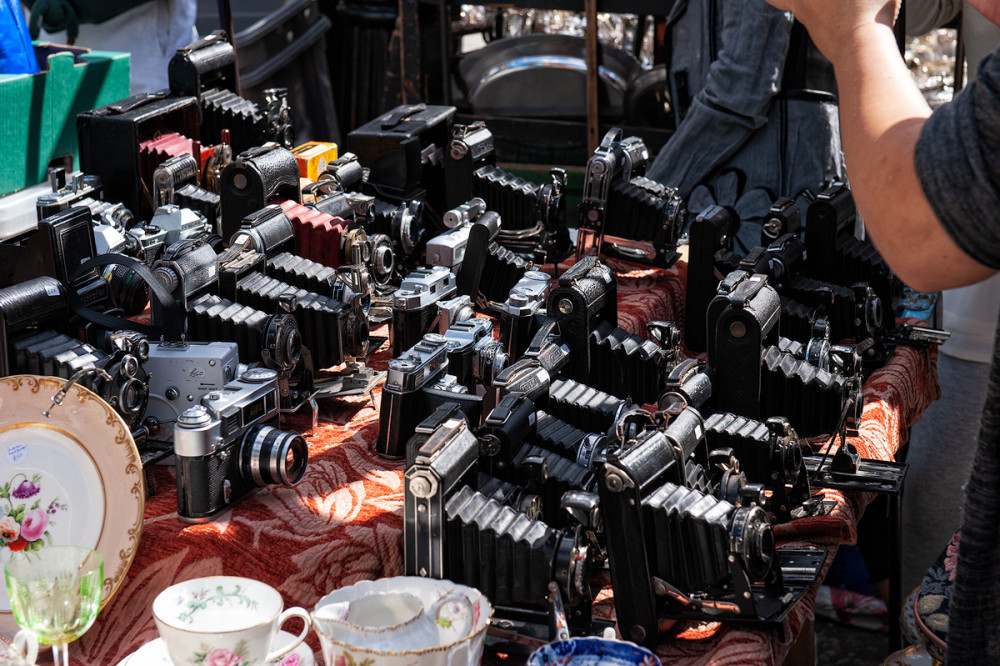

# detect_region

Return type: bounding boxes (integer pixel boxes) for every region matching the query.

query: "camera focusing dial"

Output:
[729,505,776,582]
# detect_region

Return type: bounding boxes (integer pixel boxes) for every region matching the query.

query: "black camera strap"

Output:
[69,254,184,339]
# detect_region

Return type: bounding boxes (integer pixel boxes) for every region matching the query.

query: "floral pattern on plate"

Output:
[0,473,67,554]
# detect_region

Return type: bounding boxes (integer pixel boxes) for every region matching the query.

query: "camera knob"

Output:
[177,405,211,428]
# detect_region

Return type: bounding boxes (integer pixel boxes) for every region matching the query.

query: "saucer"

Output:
[116,630,314,666]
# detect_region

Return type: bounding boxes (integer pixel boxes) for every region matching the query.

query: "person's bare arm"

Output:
[767,0,997,291]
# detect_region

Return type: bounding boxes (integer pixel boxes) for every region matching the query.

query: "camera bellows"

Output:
[642,482,776,590]
[473,164,546,233]
[549,378,624,434]
[604,176,684,250]
[266,252,342,298]
[590,320,667,404]
[187,294,301,372]
[235,272,356,370]
[444,484,579,607]
[760,345,848,437]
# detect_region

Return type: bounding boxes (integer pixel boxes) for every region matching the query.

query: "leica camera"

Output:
[173,367,308,523]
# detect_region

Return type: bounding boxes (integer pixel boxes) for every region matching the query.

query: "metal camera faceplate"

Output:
[145,341,242,428]
[198,367,280,445]
[494,270,551,319]
[393,266,458,311]
[150,204,211,247]
[426,225,472,268]
[386,334,450,393]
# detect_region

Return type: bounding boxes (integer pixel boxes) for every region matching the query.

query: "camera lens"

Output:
[730,506,775,582]
[266,314,302,372]
[121,354,139,378]
[103,264,150,316]
[346,316,370,358]
[118,377,147,418]
[242,425,308,487]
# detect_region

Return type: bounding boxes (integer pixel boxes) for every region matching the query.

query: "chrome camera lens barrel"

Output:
[242,425,308,487]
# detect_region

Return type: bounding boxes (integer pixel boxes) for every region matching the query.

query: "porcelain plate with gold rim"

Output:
[0,375,145,637]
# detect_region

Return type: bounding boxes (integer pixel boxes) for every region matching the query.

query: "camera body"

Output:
[493,270,551,362]
[706,271,781,421]
[390,266,467,356]
[376,333,483,459]
[442,318,509,394]
[578,128,649,235]
[0,206,109,313]
[546,256,617,383]
[77,92,200,219]
[451,200,533,304]
[144,340,243,439]
[220,143,301,240]
[404,416,595,628]
[685,204,741,352]
[174,367,308,523]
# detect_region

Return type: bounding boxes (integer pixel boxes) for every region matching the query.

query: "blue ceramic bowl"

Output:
[527,637,661,666]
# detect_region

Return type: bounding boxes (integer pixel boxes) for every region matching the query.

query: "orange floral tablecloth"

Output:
[75,261,939,665]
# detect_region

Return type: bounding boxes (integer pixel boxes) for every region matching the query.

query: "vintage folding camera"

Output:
[588,320,673,406]
[218,210,371,369]
[445,122,572,263]
[426,199,478,270]
[10,328,149,429]
[600,407,825,645]
[442,318,509,394]
[704,414,812,523]
[534,410,615,473]
[706,270,861,437]
[761,197,803,243]
[376,333,483,459]
[171,29,294,155]
[220,143,301,239]
[546,256,617,384]
[684,204,742,352]
[150,238,303,375]
[804,182,901,315]
[144,340,243,439]
[477,392,537,477]
[390,266,471,357]
[492,270,552,362]
[0,206,109,313]
[578,128,649,236]
[173,367,308,523]
[489,320,571,408]
[311,152,365,194]
[404,416,597,631]
[451,199,533,305]
[578,130,683,265]
[77,91,200,219]
[705,270,781,420]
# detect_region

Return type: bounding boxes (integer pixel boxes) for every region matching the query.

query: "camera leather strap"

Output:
[69,254,184,339]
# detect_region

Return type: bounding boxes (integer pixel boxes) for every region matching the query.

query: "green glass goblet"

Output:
[5,545,103,666]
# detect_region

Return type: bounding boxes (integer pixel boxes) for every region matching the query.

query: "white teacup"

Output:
[153,576,311,666]
[313,577,492,666]
[312,589,472,651]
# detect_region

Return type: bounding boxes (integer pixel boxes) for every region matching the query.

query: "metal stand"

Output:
[804,454,908,651]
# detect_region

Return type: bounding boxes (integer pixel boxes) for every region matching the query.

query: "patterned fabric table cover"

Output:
[74,261,939,665]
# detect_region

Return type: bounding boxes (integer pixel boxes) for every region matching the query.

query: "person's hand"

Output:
[763,0,899,63]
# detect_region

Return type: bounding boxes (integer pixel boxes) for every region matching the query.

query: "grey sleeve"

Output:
[914,48,1000,269]
[646,2,793,196]
[904,0,961,36]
